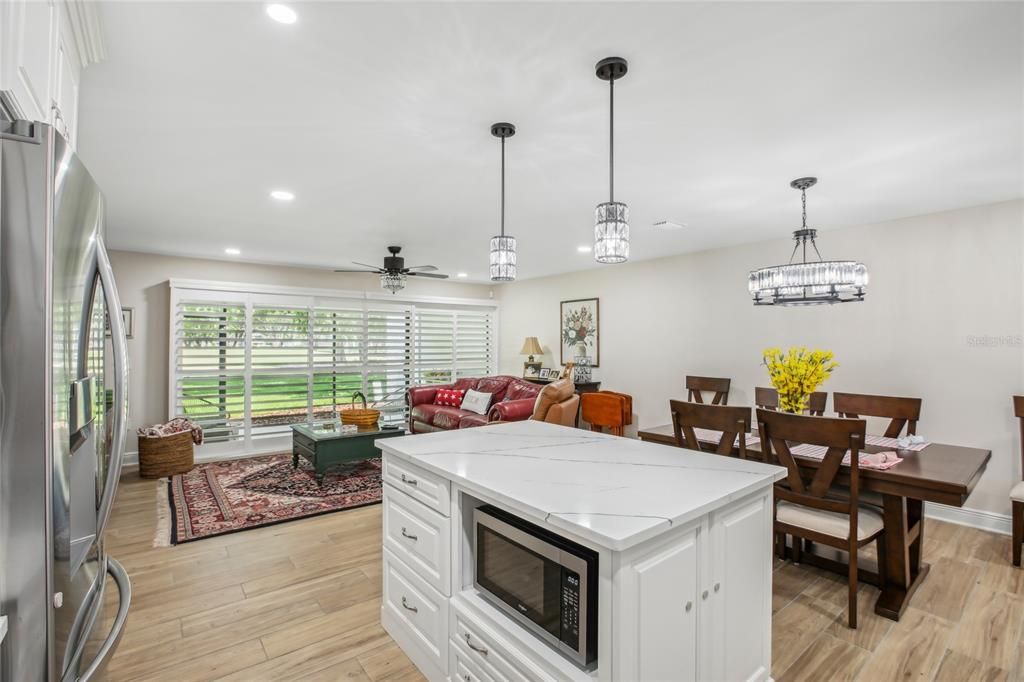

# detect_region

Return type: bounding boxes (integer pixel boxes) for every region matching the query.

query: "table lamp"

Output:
[520,337,543,363]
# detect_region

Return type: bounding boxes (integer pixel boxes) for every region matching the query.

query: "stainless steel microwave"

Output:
[473,505,598,670]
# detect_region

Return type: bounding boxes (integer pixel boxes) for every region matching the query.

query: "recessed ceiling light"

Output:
[456,272,468,278]
[225,247,241,256]
[270,189,295,201]
[266,4,297,24]
[577,245,592,253]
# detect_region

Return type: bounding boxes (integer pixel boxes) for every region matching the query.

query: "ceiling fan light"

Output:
[380,271,407,294]
[594,201,629,264]
[489,235,517,282]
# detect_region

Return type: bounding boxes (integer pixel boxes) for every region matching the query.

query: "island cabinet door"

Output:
[612,521,702,682]
[704,490,774,682]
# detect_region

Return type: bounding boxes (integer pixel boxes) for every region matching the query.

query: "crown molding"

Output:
[61,0,106,68]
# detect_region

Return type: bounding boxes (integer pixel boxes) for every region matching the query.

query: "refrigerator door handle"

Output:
[74,557,132,682]
[95,237,128,539]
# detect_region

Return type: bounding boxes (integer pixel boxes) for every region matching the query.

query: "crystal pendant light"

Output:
[380,271,407,293]
[594,57,629,264]
[748,177,868,306]
[489,122,517,282]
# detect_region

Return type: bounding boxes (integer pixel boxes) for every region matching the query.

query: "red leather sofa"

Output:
[406,375,542,433]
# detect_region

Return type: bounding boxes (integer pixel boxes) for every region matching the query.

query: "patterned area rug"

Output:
[163,453,381,544]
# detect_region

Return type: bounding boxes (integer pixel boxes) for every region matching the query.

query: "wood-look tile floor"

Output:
[104,473,1019,681]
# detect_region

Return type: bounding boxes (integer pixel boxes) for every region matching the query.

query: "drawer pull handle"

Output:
[702,590,709,600]
[714,582,721,593]
[464,633,488,656]
[463,676,472,682]
[401,527,418,541]
[685,601,693,613]
[400,474,418,486]
[401,597,418,613]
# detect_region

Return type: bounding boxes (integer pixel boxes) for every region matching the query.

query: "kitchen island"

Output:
[377,420,786,682]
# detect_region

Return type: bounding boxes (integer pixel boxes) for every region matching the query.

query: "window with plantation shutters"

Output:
[170,282,496,454]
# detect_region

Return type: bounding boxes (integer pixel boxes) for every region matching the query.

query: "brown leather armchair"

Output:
[529,378,579,426]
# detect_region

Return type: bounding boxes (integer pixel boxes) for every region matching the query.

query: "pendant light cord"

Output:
[500,135,506,237]
[609,76,615,203]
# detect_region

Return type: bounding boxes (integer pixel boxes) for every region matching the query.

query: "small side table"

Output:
[291,423,406,485]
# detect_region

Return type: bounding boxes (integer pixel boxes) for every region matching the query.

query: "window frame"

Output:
[168,279,498,458]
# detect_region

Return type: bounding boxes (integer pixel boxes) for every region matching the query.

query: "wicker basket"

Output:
[340,392,381,431]
[138,430,195,478]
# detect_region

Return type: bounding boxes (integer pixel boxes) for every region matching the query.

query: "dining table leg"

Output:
[875,494,929,620]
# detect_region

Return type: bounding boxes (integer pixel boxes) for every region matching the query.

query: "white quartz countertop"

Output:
[378,421,786,551]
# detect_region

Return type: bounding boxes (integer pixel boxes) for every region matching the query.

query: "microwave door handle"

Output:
[74,557,132,682]
[95,238,128,538]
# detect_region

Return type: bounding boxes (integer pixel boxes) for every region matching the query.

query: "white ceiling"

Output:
[79,1,1023,282]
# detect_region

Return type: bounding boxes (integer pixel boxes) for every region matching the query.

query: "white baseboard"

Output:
[925,502,1011,536]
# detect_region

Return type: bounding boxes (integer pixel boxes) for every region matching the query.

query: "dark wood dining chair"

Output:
[581,392,631,436]
[833,392,922,438]
[686,375,731,405]
[757,408,884,629]
[669,400,752,458]
[1013,396,1024,566]
[754,386,827,416]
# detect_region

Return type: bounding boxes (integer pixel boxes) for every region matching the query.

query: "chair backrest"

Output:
[1015,396,1024,479]
[833,392,922,438]
[581,392,629,436]
[757,408,866,517]
[531,378,576,421]
[544,394,579,427]
[754,386,827,416]
[669,400,751,457]
[686,375,731,405]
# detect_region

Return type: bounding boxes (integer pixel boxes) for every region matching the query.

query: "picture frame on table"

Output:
[539,368,551,379]
[523,362,541,379]
[560,298,599,367]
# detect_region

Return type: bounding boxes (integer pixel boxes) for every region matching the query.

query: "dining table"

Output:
[637,423,991,621]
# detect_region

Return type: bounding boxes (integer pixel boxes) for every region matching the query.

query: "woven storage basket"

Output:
[340,393,380,431]
[138,430,195,478]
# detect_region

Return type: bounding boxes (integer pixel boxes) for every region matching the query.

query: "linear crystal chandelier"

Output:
[748,177,868,306]
[489,122,517,282]
[594,57,629,264]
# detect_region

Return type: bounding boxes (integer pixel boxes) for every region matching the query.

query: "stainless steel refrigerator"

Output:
[0,120,131,681]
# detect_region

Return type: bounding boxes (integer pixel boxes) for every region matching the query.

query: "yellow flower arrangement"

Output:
[762,347,839,413]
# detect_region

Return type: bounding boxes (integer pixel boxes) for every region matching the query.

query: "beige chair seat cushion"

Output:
[776,501,884,541]
[1011,481,1024,503]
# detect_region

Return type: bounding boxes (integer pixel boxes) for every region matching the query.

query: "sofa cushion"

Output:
[452,377,478,392]
[458,413,490,428]
[532,378,576,421]
[505,379,541,402]
[433,388,466,407]
[475,376,514,402]
[429,405,472,430]
[410,403,444,425]
[461,389,493,415]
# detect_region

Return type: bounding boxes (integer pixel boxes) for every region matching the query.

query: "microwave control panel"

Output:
[560,570,581,648]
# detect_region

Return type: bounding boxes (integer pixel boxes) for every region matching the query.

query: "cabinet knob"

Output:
[685,601,693,613]
[702,590,709,600]
[714,582,721,593]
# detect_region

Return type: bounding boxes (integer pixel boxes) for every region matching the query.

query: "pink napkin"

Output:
[859,451,903,470]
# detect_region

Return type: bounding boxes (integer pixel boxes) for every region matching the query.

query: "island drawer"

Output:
[383,484,451,596]
[382,455,450,517]
[450,639,496,682]
[383,548,448,674]
[452,602,557,682]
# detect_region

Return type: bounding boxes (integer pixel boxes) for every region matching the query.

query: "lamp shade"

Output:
[519,337,543,356]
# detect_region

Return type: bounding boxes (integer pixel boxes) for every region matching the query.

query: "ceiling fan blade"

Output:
[334,268,381,273]
[351,262,381,269]
[404,265,438,272]
[407,271,449,279]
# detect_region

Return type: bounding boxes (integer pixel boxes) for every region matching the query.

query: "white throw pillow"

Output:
[461,389,493,415]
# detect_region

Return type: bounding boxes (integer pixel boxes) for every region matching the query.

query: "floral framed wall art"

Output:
[560,298,599,367]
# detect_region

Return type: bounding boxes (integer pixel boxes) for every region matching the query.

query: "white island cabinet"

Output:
[377,421,786,682]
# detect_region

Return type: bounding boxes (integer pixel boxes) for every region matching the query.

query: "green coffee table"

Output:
[290,422,406,485]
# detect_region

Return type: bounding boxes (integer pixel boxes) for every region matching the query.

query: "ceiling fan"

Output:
[335,246,449,293]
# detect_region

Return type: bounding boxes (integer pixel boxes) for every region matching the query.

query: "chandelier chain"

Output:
[801,188,807,229]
